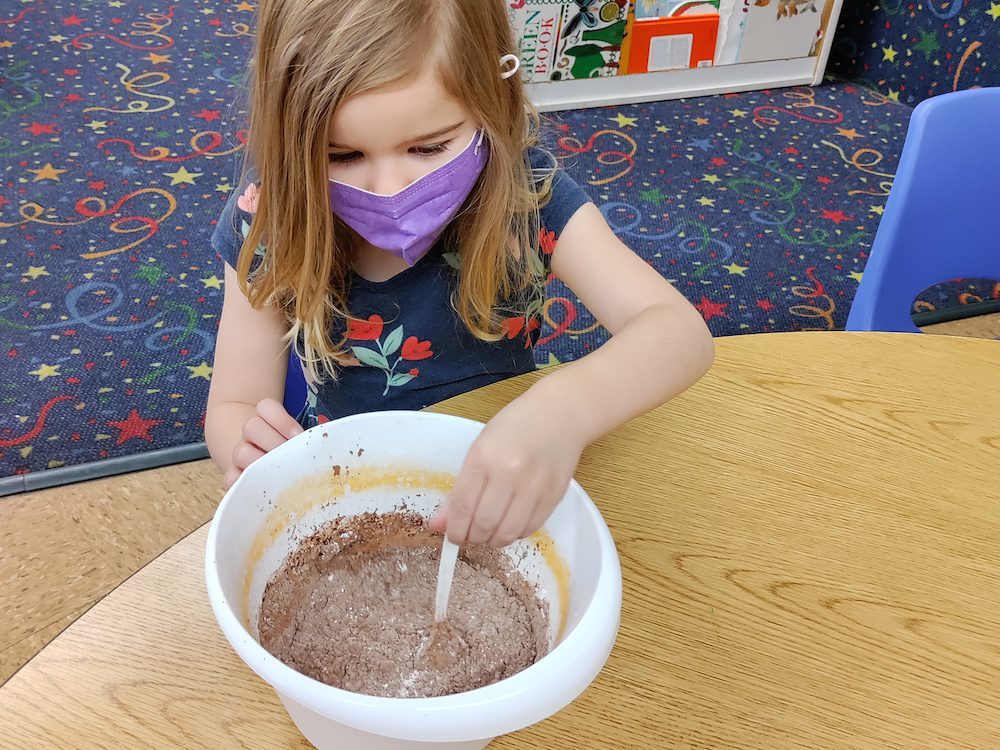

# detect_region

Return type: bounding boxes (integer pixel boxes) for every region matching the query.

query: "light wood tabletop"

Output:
[2,332,998,749]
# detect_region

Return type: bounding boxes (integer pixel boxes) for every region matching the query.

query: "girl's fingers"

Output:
[440,467,487,545]
[487,489,538,547]
[224,398,302,491]
[256,397,304,441]
[465,477,515,546]
[232,441,265,472]
[518,488,561,540]
[241,414,289,454]
[428,504,448,534]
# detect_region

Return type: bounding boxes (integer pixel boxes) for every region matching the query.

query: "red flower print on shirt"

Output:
[337,354,361,367]
[401,336,433,360]
[539,227,557,255]
[347,314,384,341]
[501,315,525,339]
[236,182,260,214]
[522,318,540,348]
[501,315,539,348]
[349,324,432,396]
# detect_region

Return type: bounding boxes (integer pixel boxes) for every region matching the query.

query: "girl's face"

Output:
[327,67,480,196]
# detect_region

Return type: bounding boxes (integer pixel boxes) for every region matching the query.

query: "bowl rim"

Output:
[204,410,622,742]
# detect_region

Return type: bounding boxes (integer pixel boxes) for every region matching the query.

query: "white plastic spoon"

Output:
[433,536,459,623]
[421,537,472,667]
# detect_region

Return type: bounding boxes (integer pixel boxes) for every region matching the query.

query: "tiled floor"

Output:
[2,318,997,684]
[921,313,1000,339]
[0,460,222,684]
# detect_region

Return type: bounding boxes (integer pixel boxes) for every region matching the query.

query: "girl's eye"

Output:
[412,141,451,157]
[329,151,362,165]
[329,140,452,164]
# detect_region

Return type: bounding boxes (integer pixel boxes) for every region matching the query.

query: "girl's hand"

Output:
[429,395,585,546]
[224,398,303,489]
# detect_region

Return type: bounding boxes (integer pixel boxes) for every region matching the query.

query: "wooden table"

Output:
[2,332,998,749]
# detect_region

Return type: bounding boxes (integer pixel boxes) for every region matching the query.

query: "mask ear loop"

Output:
[499,53,520,80]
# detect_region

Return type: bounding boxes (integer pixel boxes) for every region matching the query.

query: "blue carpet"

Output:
[1,1,994,478]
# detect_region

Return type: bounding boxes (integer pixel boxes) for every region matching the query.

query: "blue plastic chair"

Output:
[846,88,1000,332]
[282,349,307,417]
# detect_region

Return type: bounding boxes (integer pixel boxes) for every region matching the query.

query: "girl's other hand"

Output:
[224,397,303,488]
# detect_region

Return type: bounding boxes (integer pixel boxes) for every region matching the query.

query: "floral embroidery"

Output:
[539,227,556,256]
[401,336,433,360]
[501,315,540,348]
[336,354,362,367]
[347,314,384,341]
[348,317,435,396]
[502,316,524,339]
[234,182,267,263]
[237,182,260,214]
[289,221,561,414]
[507,226,559,347]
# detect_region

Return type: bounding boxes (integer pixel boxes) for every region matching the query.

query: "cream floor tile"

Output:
[0,604,91,685]
[0,494,120,651]
[1,459,221,674]
[52,459,222,578]
[923,312,1000,339]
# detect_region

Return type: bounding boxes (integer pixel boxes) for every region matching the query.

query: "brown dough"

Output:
[258,511,550,698]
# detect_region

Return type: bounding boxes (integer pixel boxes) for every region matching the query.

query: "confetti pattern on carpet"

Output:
[0,0,992,478]
[830,0,1000,106]
[541,82,912,365]
[2,1,245,477]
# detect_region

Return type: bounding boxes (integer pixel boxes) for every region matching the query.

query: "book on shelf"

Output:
[508,1,633,82]
[508,0,825,82]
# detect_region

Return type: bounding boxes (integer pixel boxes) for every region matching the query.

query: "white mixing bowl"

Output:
[205,411,622,750]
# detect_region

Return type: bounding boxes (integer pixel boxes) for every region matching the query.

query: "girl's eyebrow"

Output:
[328,120,466,150]
[405,120,466,144]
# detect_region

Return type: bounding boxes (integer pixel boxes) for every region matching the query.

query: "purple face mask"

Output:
[328,130,488,266]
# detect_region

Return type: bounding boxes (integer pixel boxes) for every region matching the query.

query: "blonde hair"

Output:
[235,0,553,383]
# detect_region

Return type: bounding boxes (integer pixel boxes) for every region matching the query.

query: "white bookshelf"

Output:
[528,56,816,112]
[527,0,845,113]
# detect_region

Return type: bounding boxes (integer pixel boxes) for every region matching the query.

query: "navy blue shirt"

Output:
[210,150,591,426]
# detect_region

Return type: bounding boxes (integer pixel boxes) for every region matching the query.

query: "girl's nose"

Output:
[368,161,412,196]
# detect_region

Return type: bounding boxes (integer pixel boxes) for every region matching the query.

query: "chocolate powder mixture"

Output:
[258,511,550,698]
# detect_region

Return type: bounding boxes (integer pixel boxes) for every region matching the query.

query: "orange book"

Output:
[626,15,719,73]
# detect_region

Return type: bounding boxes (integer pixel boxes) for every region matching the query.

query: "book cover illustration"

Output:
[507,2,567,83]
[635,0,721,19]
[551,0,632,81]
[626,15,720,72]
[713,0,745,66]
[724,0,823,64]
[507,1,632,82]
[509,0,824,80]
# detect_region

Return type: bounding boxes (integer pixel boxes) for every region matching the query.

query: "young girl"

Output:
[206,0,714,548]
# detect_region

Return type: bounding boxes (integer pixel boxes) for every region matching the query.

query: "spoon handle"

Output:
[434,537,460,623]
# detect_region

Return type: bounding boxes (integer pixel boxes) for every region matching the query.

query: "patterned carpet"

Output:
[830,0,1000,106]
[0,1,995,479]
[542,82,909,363]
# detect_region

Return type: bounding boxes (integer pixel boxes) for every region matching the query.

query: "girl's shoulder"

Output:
[525,147,593,239]
[209,173,262,273]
